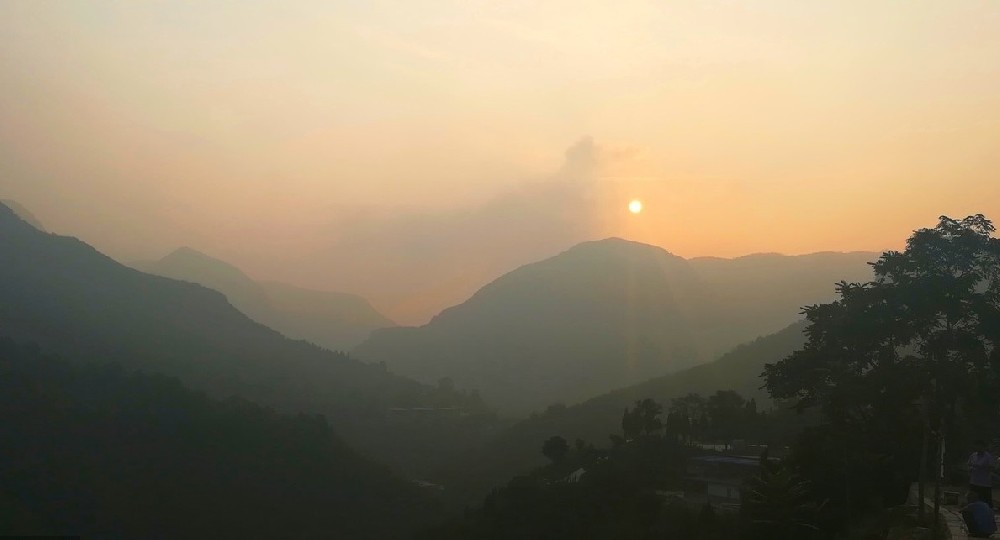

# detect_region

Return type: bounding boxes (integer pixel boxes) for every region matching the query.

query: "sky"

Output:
[2,1,999,323]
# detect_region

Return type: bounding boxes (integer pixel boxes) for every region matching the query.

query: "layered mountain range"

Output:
[135,247,393,351]
[355,238,875,413]
[0,198,882,533]
[0,202,485,478]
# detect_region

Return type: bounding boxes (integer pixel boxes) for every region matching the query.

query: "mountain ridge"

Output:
[135,246,394,351]
[356,238,875,414]
[0,199,45,231]
[0,201,485,478]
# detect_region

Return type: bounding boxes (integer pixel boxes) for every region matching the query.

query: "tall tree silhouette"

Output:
[764,214,1000,527]
[542,436,569,463]
[622,399,663,440]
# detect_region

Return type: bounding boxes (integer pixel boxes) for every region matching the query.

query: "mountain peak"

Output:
[157,246,253,281]
[142,246,393,350]
[358,235,705,413]
[357,237,875,414]
[571,237,677,256]
[163,246,227,264]
[536,238,686,273]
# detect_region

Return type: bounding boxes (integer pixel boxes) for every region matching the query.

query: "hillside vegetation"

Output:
[0,339,435,538]
[0,202,489,477]
[356,237,870,414]
[434,322,809,502]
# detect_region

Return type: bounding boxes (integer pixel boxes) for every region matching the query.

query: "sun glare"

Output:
[628,199,643,214]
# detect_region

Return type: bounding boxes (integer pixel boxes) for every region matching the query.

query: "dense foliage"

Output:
[764,215,1000,532]
[0,339,437,538]
[435,322,811,506]
[424,394,833,539]
[422,401,739,540]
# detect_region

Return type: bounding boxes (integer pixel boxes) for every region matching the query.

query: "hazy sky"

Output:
[2,1,999,323]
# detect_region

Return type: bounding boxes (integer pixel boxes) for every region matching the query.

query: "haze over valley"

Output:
[3,2,1000,538]
[356,238,875,413]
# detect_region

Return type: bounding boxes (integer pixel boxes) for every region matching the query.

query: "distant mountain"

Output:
[0,202,486,476]
[356,239,708,414]
[0,339,436,538]
[435,321,809,503]
[355,238,874,414]
[685,251,877,343]
[0,199,44,231]
[135,247,394,351]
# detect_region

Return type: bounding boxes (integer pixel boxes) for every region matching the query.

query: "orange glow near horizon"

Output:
[2,1,999,323]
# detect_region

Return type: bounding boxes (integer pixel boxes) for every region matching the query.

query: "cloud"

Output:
[292,137,615,324]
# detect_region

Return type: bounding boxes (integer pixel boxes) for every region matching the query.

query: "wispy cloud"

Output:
[289,137,622,324]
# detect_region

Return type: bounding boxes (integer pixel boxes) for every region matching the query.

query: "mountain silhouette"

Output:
[0,201,483,476]
[0,199,45,231]
[136,247,393,351]
[356,238,708,414]
[355,238,874,414]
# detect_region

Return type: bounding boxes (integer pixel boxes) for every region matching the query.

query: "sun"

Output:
[628,199,643,214]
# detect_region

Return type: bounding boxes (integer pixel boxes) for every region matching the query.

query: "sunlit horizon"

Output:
[3,0,998,322]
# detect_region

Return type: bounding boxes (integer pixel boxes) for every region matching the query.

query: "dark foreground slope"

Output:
[435,322,808,502]
[357,237,870,414]
[0,339,433,539]
[137,247,393,351]
[0,202,488,476]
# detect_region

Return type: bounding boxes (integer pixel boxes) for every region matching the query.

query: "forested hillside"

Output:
[427,215,1000,539]
[434,322,810,503]
[0,339,435,538]
[357,238,871,414]
[0,202,490,477]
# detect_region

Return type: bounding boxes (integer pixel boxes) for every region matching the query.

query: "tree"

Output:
[623,399,664,440]
[623,407,643,441]
[668,393,706,443]
[664,410,690,443]
[635,398,664,436]
[706,390,746,446]
[741,460,822,540]
[763,214,1000,527]
[542,436,569,463]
